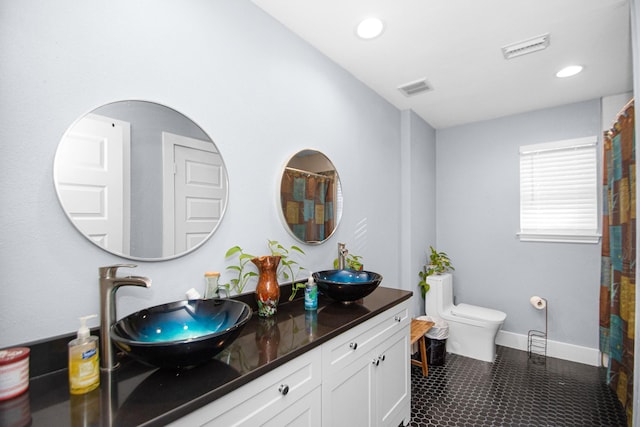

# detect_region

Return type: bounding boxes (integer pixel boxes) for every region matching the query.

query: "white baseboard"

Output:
[496,330,602,367]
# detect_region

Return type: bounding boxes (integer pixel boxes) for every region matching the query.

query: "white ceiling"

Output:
[252,0,633,129]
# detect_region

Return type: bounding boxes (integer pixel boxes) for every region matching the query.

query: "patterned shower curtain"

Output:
[599,100,635,424]
[280,169,335,242]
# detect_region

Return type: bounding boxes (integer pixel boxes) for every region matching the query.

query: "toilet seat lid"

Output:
[451,303,506,322]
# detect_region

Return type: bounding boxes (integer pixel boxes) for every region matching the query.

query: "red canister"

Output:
[0,348,30,401]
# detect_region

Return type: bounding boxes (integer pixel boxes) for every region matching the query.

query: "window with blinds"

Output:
[519,136,600,243]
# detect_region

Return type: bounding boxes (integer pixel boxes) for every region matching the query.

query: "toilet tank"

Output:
[425,273,453,317]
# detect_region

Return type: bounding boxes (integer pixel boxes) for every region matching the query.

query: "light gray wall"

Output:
[400,110,437,318]
[0,0,404,347]
[435,99,602,348]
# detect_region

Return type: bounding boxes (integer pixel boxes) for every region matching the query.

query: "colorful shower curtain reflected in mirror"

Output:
[281,168,336,243]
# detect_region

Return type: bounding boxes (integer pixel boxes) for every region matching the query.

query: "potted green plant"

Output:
[333,253,364,270]
[222,245,257,296]
[222,240,306,300]
[418,246,454,298]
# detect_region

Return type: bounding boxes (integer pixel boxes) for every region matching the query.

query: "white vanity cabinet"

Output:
[169,297,410,427]
[321,300,411,427]
[170,346,322,427]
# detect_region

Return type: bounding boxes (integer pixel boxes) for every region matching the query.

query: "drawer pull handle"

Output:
[349,342,358,350]
[379,354,386,362]
[372,358,380,366]
[394,315,402,322]
[279,384,289,395]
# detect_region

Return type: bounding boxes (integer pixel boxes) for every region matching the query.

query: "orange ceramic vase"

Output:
[252,255,281,317]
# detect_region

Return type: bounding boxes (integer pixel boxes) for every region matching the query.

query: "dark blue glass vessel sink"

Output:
[111,298,252,369]
[313,270,383,303]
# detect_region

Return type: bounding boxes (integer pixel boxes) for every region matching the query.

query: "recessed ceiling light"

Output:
[556,65,583,78]
[356,17,384,40]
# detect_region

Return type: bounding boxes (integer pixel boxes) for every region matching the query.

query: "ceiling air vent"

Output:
[398,78,432,97]
[502,33,550,59]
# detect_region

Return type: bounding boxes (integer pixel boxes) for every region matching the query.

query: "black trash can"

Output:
[426,338,446,366]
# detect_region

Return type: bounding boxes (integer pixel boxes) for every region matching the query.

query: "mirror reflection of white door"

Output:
[54,114,131,254]
[162,132,226,256]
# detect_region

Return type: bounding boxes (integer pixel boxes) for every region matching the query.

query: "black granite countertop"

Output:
[0,286,411,427]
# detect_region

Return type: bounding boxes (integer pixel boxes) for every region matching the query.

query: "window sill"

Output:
[517,232,601,244]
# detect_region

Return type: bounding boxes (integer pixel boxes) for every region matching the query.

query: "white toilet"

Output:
[425,273,506,362]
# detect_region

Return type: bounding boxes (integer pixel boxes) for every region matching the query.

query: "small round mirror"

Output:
[279,150,342,244]
[53,100,229,261]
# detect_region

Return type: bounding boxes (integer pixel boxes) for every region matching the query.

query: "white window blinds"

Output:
[519,136,599,243]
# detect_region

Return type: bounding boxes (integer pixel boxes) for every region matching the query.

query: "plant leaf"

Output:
[290,245,305,254]
[225,246,242,257]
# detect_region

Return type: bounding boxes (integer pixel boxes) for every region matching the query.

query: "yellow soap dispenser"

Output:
[68,315,100,395]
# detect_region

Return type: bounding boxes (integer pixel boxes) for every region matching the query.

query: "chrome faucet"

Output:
[99,264,151,371]
[338,243,348,270]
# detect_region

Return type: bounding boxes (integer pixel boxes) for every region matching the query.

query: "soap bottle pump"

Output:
[68,315,100,395]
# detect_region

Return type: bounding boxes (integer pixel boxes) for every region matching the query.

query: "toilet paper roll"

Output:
[529,296,546,310]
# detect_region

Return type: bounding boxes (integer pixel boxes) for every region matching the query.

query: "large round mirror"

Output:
[53,100,229,261]
[279,150,342,244]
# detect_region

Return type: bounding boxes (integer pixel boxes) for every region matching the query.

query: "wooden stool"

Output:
[410,319,435,376]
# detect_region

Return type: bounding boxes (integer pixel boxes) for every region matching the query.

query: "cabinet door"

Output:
[322,354,374,427]
[374,323,410,426]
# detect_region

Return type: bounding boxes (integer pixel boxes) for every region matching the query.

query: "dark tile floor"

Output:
[410,346,628,426]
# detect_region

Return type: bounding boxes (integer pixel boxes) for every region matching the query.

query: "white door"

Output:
[54,114,130,254]
[162,132,226,256]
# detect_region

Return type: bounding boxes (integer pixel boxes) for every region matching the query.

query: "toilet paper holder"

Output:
[527,296,547,362]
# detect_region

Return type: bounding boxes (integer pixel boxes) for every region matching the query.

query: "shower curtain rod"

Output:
[619,97,635,114]
[607,97,635,133]
[614,97,634,121]
[285,166,332,179]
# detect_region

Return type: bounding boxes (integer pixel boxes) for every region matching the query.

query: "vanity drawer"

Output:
[322,299,409,375]
[171,347,321,427]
